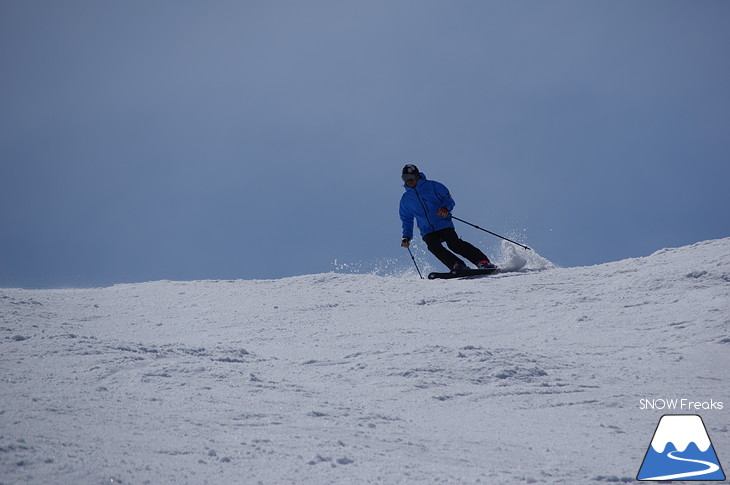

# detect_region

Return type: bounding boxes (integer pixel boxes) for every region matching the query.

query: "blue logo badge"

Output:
[637,415,725,481]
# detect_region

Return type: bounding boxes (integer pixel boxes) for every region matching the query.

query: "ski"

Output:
[427,267,499,280]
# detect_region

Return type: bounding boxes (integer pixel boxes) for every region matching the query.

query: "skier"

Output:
[399,164,496,271]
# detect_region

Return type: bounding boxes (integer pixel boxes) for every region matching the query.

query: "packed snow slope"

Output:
[1,239,729,484]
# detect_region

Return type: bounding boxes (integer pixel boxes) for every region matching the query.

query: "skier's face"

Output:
[404,176,419,188]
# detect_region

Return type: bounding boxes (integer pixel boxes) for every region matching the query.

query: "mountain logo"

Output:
[637,414,726,481]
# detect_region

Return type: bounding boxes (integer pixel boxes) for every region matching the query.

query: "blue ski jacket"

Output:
[400,172,456,240]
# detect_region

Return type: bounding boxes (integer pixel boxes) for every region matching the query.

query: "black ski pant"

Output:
[422,227,489,270]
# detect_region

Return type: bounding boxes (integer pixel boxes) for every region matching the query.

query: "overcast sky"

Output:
[2,1,729,288]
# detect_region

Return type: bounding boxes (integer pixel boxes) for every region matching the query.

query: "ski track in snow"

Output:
[1,238,729,484]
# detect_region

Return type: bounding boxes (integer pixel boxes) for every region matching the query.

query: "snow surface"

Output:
[1,238,729,484]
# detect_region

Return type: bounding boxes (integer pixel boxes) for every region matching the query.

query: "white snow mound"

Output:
[1,238,729,484]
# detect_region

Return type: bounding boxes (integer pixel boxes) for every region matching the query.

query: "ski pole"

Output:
[405,246,424,279]
[452,216,532,251]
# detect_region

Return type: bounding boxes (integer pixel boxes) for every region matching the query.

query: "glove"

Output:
[437,208,450,218]
[401,237,411,248]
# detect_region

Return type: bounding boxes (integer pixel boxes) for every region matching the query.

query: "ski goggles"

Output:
[401,173,419,182]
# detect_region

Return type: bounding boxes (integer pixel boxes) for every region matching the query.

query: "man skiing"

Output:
[399,164,496,271]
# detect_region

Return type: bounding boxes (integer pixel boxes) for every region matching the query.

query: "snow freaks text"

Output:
[639,398,724,411]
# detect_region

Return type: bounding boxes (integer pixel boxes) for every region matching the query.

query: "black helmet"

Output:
[401,164,420,182]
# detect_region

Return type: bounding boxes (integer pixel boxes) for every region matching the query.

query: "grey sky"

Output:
[2,1,729,288]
